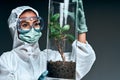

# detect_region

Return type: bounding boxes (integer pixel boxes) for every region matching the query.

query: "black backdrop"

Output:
[0,0,120,80]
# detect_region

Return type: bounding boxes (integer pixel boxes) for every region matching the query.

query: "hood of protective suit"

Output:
[8,6,40,49]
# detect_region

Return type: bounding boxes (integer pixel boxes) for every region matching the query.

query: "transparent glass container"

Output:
[47,0,77,79]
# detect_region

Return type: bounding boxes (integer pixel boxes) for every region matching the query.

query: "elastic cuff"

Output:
[76,40,88,46]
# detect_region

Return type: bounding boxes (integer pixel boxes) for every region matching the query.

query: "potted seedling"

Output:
[47,13,76,79]
[47,0,77,79]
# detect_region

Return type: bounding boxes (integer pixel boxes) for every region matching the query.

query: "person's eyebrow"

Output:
[20,21,28,23]
[33,20,40,23]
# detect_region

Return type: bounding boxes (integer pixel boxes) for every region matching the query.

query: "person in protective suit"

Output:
[0,1,96,80]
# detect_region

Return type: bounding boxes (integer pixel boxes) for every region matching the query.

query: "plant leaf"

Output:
[50,13,60,22]
[66,34,75,43]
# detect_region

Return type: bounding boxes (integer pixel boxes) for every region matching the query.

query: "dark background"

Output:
[0,0,120,80]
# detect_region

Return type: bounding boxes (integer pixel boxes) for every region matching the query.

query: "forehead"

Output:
[19,11,37,19]
[18,17,39,23]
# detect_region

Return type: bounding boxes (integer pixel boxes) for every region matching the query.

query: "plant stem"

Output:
[55,39,65,63]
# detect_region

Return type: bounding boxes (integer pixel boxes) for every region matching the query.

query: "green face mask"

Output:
[19,28,42,43]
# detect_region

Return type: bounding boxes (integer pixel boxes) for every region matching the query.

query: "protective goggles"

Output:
[17,17,44,33]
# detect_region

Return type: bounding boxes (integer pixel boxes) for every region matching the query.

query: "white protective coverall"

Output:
[0,6,96,80]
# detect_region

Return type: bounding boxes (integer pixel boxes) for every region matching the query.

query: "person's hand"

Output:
[71,0,87,43]
[64,0,87,43]
[75,0,88,34]
[38,71,48,80]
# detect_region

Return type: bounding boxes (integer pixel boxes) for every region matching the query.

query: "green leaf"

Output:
[50,13,60,22]
[49,28,61,39]
[66,34,75,43]
[62,24,70,31]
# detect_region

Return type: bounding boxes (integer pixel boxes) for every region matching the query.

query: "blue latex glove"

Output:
[73,0,88,33]
[38,71,48,80]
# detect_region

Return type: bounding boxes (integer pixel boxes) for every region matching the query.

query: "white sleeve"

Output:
[0,53,15,80]
[72,40,96,80]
